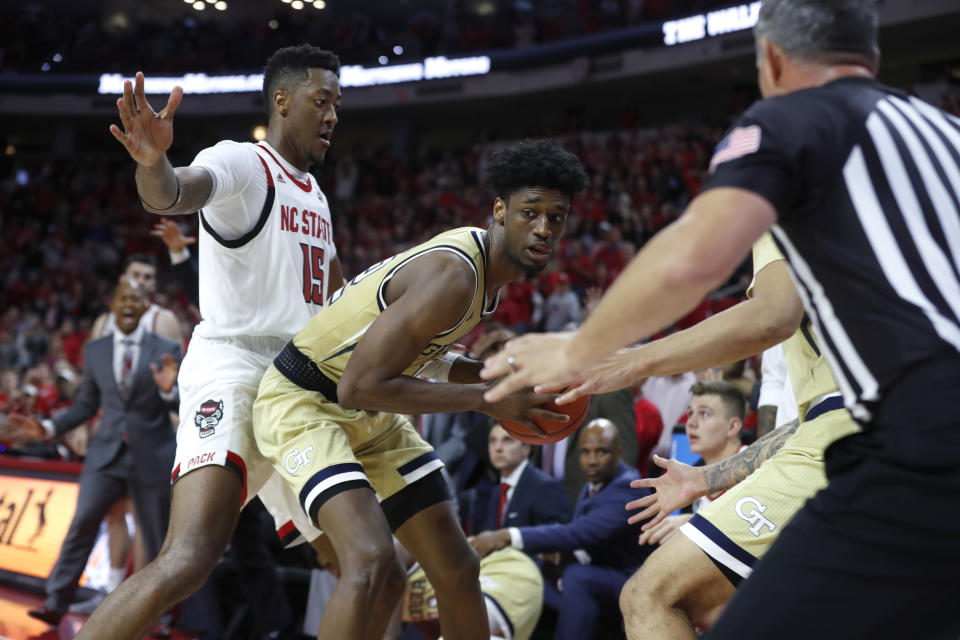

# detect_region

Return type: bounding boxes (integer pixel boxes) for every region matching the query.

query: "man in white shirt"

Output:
[472,423,570,534]
[79,45,345,639]
[77,252,183,616]
[642,372,696,458]
[3,280,180,626]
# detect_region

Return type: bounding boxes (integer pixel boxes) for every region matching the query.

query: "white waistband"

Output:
[189,332,287,356]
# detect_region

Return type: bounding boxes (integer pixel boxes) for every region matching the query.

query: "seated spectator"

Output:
[470,419,652,640]
[643,371,697,458]
[562,238,596,296]
[553,386,639,506]
[469,423,571,535]
[638,380,746,547]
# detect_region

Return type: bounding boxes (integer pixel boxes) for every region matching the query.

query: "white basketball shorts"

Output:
[172,333,321,546]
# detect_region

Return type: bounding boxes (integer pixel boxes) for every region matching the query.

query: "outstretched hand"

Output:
[535,347,641,405]
[109,71,183,166]
[480,332,583,403]
[151,354,180,394]
[625,455,707,530]
[2,414,47,446]
[151,218,196,253]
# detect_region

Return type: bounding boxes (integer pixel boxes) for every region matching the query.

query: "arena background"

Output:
[0,1,959,639]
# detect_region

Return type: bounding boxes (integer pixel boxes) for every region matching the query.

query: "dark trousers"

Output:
[707,355,960,640]
[544,564,629,640]
[45,446,171,610]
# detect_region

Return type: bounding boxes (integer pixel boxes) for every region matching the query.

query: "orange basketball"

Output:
[499,393,591,445]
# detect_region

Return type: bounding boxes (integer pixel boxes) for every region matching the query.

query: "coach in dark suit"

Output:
[559,388,638,505]
[470,423,571,534]
[471,419,652,640]
[5,279,180,626]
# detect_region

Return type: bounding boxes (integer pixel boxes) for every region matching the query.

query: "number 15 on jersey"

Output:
[299,243,325,305]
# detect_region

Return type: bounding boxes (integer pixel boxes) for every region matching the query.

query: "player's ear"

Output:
[727,417,743,439]
[273,88,289,117]
[493,197,507,224]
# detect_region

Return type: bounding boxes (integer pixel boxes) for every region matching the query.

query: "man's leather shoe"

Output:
[27,605,65,626]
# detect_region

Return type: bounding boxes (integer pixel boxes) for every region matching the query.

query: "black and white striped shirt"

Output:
[705,77,960,422]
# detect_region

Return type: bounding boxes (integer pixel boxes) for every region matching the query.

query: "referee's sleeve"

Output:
[702,100,799,219]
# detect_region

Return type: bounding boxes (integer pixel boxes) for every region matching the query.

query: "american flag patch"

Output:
[709,125,762,172]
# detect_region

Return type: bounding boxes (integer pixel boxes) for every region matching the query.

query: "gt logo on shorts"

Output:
[284,446,314,474]
[735,496,777,537]
[195,399,224,439]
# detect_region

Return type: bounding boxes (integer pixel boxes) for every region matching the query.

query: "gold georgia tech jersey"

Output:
[748,232,839,417]
[293,227,500,383]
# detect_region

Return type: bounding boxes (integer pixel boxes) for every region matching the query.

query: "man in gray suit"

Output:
[3,279,181,626]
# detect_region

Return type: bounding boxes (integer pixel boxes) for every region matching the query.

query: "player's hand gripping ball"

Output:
[499,392,590,444]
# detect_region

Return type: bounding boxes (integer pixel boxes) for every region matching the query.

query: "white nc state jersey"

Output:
[191,140,336,341]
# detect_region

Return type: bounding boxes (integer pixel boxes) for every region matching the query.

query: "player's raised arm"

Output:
[336,252,562,433]
[109,71,212,215]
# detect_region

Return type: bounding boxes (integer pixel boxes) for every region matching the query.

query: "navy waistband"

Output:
[805,395,845,422]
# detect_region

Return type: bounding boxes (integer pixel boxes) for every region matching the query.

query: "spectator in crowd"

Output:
[552,386,638,506]
[642,371,697,458]
[1,280,181,627]
[543,272,581,332]
[562,238,597,297]
[631,378,664,477]
[469,419,652,640]
[470,423,571,535]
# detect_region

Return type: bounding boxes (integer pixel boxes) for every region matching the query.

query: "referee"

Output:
[480,0,960,637]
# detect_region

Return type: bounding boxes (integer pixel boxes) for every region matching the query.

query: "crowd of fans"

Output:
[2,0,733,73]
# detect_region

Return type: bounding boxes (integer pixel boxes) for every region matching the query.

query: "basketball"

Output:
[499,393,591,444]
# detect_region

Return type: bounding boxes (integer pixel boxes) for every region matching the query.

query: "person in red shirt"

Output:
[631,379,664,478]
[563,238,596,293]
[0,369,21,414]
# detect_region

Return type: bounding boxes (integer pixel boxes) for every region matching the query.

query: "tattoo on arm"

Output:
[702,417,800,494]
[756,405,778,439]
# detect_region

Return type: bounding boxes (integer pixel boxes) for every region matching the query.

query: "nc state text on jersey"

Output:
[280,205,332,242]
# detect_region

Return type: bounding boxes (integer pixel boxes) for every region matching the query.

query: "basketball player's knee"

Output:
[620,556,678,619]
[153,535,224,595]
[340,537,405,602]
[619,569,646,621]
[429,546,480,598]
